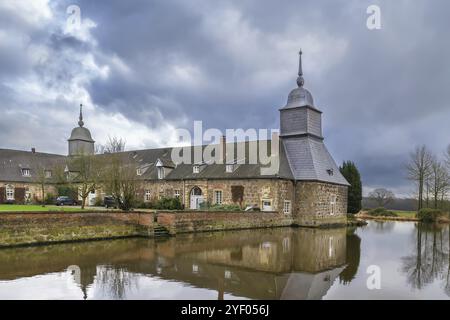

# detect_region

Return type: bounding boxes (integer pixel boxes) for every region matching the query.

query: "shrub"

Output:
[154,197,182,210]
[44,193,56,205]
[94,197,103,207]
[367,207,397,217]
[417,208,444,223]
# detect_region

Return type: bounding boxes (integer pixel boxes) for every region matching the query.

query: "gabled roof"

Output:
[0,149,66,183]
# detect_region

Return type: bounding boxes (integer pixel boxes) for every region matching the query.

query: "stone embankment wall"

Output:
[156,211,292,235]
[0,212,155,247]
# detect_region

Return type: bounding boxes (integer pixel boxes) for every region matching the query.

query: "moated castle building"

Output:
[0,52,349,226]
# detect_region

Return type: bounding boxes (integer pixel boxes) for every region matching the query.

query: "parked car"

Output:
[55,196,78,206]
[104,196,117,209]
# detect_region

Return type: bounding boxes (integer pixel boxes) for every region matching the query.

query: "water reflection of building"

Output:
[0,227,360,300]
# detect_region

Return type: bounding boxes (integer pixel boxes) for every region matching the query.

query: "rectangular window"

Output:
[193,165,200,173]
[262,200,272,211]
[145,190,151,201]
[330,195,337,216]
[158,167,165,179]
[226,164,234,173]
[45,170,52,178]
[174,190,181,198]
[283,200,291,214]
[214,190,223,205]
[21,168,31,177]
[6,186,14,201]
[136,168,142,176]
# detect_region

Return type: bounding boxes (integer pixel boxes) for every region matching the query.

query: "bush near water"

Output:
[367,207,398,217]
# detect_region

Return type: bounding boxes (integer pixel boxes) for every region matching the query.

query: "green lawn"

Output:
[391,210,417,218]
[0,204,83,212]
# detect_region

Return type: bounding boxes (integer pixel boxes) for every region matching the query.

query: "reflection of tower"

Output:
[78,264,98,300]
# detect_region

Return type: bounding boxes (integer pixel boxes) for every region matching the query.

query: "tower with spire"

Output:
[68,104,95,156]
[279,50,349,226]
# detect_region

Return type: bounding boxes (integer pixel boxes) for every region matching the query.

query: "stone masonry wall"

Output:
[156,211,293,235]
[0,212,155,247]
[293,181,348,227]
[141,179,295,214]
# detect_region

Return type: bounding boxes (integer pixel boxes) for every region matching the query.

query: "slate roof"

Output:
[0,138,348,185]
[0,149,66,183]
[282,136,349,185]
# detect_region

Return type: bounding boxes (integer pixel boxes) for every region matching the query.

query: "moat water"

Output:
[0,221,449,300]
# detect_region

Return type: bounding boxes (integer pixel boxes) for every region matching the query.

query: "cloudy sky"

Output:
[1,0,449,196]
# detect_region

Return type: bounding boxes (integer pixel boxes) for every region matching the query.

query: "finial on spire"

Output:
[78,103,84,127]
[296,49,304,87]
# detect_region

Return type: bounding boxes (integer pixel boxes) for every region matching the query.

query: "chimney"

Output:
[31,148,36,154]
[219,135,226,164]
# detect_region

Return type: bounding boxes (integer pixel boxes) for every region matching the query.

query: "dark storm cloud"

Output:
[1,0,449,195]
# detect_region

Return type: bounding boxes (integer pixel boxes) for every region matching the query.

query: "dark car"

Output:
[55,196,78,206]
[104,196,117,209]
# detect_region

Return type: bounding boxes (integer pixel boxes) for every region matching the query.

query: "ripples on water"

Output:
[0,221,449,300]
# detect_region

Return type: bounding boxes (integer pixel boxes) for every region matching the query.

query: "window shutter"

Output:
[0,187,5,204]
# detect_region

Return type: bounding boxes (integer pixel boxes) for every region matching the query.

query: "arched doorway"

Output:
[190,187,204,209]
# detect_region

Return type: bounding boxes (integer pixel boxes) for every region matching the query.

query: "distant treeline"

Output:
[362,197,417,211]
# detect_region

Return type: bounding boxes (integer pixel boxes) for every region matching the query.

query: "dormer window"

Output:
[326,169,334,176]
[21,168,31,177]
[226,164,234,173]
[158,167,165,179]
[136,168,142,176]
[45,170,52,178]
[193,165,200,173]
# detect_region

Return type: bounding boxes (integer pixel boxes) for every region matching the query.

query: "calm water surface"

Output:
[0,221,449,299]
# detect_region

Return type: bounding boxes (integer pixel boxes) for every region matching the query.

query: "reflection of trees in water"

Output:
[401,223,450,295]
[95,266,139,299]
[369,221,396,233]
[339,228,361,284]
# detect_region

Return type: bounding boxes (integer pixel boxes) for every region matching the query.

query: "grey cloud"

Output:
[1,0,450,196]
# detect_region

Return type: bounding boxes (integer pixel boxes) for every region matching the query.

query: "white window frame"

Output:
[330,195,337,216]
[6,185,14,201]
[145,190,151,202]
[174,190,181,198]
[261,199,272,212]
[45,170,52,178]
[226,164,234,173]
[21,168,31,177]
[136,168,142,176]
[214,190,223,205]
[193,165,200,173]
[283,200,291,214]
[157,167,165,179]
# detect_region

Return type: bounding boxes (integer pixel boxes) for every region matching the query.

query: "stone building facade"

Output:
[0,51,349,226]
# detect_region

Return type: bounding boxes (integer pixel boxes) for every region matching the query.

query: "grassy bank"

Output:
[0,204,87,212]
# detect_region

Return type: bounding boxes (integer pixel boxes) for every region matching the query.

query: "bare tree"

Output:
[31,162,50,207]
[430,158,450,209]
[101,153,138,211]
[406,145,434,210]
[368,188,395,207]
[68,152,103,209]
[96,136,126,154]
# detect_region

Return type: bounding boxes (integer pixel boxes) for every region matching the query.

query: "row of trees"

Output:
[406,145,450,210]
